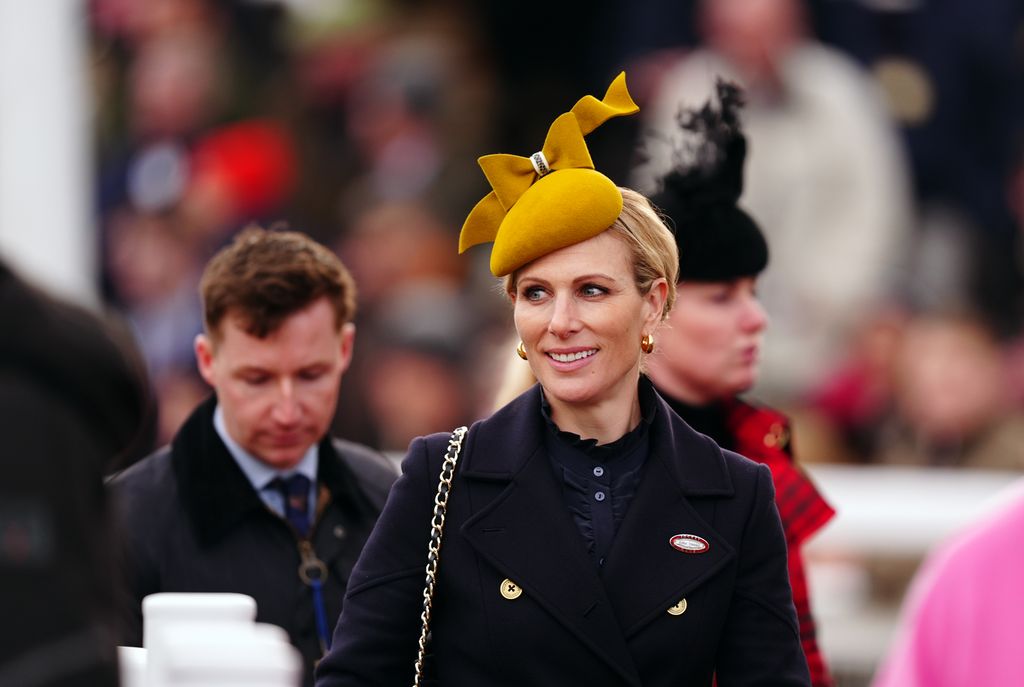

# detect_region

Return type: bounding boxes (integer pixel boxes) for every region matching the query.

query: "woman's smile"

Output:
[545,347,598,366]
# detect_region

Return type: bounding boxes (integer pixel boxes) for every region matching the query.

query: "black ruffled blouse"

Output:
[540,377,658,568]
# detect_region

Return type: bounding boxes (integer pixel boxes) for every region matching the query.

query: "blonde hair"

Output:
[504,188,678,319]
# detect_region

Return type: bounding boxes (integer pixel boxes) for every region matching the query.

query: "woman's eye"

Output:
[580,284,607,297]
[709,288,734,304]
[522,286,546,301]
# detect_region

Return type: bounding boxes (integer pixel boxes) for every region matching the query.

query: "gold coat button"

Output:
[499,578,522,600]
[667,598,688,616]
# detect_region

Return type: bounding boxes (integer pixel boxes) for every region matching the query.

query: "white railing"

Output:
[803,464,1022,681]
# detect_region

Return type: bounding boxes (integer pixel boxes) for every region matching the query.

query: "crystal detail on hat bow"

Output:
[530,151,551,177]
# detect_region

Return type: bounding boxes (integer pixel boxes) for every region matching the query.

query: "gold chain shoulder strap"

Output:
[413,425,468,687]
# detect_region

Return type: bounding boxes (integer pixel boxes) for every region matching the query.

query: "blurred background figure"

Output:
[801,307,909,465]
[644,80,835,686]
[0,0,1010,683]
[360,335,470,453]
[871,479,1024,687]
[90,0,504,447]
[330,200,501,447]
[77,0,1024,448]
[812,0,1024,338]
[876,311,1024,470]
[635,0,914,407]
[806,310,1024,471]
[102,208,206,445]
[0,259,151,687]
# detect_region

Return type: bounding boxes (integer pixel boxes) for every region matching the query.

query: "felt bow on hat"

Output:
[459,72,639,276]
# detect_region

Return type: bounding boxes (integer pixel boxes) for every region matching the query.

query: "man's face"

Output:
[195,297,354,469]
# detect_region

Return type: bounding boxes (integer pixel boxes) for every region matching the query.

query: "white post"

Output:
[0,0,94,306]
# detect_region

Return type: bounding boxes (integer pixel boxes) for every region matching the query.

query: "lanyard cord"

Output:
[298,540,332,654]
[309,577,331,654]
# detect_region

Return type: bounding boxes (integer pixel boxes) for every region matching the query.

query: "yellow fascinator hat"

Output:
[459,72,639,277]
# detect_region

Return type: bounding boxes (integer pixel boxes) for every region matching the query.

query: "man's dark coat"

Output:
[108,397,396,687]
[316,384,810,686]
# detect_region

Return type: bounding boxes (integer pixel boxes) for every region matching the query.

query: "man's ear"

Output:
[194,333,217,387]
[338,323,356,374]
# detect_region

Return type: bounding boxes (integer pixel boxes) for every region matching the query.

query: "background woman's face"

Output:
[657,277,767,403]
[511,231,664,414]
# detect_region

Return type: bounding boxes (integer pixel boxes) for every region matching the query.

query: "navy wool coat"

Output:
[316,384,811,686]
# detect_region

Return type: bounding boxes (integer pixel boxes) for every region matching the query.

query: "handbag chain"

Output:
[413,425,468,687]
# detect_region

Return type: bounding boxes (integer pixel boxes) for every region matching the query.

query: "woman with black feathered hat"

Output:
[645,80,835,687]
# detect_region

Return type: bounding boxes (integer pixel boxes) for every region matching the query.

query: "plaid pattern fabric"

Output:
[724,398,835,687]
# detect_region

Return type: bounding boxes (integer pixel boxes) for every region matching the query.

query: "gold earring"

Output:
[640,334,655,354]
[516,340,528,360]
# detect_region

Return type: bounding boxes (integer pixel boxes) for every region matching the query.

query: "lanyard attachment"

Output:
[298,540,332,654]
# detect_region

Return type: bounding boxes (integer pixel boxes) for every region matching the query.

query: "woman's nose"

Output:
[743,297,769,332]
[547,295,581,337]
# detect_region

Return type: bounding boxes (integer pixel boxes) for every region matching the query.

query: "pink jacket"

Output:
[873,480,1024,687]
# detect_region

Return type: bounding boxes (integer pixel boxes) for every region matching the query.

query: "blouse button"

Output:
[594,491,606,502]
[593,466,605,477]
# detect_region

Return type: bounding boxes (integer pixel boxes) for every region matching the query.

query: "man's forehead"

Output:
[213,338,334,376]
[207,315,268,350]
[208,305,342,362]
[213,301,339,342]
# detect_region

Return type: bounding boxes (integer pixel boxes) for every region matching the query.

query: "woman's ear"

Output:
[644,277,669,328]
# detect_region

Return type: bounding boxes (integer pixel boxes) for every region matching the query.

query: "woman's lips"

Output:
[545,347,598,370]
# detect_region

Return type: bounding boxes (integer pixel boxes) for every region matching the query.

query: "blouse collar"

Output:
[540,376,659,460]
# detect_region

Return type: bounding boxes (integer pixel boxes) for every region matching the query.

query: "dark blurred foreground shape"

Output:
[0,259,151,687]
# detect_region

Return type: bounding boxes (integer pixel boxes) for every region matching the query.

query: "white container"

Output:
[117,645,148,687]
[142,592,258,649]
[149,623,301,687]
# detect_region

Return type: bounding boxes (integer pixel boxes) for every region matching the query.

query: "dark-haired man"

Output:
[109,226,397,686]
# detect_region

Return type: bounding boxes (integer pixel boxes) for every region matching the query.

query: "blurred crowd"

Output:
[87,0,1024,474]
[0,0,989,684]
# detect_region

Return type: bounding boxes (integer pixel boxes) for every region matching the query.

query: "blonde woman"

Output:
[316,74,809,687]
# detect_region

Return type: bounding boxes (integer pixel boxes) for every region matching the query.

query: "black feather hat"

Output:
[650,80,768,281]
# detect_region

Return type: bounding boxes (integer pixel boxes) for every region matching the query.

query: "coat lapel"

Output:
[173,395,359,549]
[172,396,269,547]
[601,394,737,636]
[460,386,644,686]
